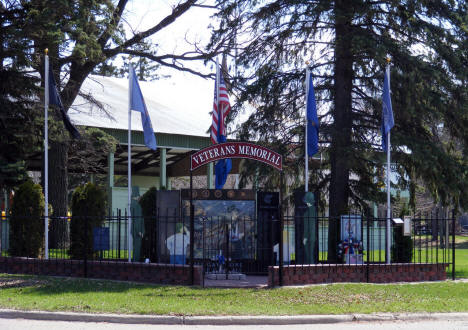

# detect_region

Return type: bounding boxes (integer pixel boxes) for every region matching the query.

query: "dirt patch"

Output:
[0,277,47,289]
[413,238,448,248]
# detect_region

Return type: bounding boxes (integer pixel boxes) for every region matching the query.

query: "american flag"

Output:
[211,68,230,144]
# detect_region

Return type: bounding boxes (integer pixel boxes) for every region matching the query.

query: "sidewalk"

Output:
[1,309,467,325]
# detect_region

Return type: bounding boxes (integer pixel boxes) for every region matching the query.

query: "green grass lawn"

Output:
[453,236,468,278]
[318,235,468,279]
[0,274,467,315]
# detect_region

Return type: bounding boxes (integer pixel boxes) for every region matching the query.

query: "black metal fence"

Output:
[0,210,456,283]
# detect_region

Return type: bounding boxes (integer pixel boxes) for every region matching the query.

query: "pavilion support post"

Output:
[4,189,8,216]
[160,148,167,189]
[207,162,214,189]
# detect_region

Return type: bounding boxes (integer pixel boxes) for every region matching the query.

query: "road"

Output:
[0,319,467,330]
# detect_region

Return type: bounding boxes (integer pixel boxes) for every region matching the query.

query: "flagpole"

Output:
[44,49,49,260]
[216,57,220,135]
[128,66,133,263]
[385,61,391,265]
[305,67,310,192]
[213,57,220,189]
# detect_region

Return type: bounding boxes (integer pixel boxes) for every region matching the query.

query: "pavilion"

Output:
[66,74,239,213]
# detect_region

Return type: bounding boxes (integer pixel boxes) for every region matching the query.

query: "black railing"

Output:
[0,211,457,283]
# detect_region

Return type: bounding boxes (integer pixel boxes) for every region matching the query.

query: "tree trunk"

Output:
[328,0,354,262]
[41,57,91,250]
[48,140,69,249]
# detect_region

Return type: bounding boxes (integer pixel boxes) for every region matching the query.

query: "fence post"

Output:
[0,216,2,256]
[270,213,275,286]
[225,222,229,280]
[436,213,439,267]
[314,189,319,263]
[84,215,88,278]
[452,209,456,281]
[202,216,205,288]
[117,209,121,259]
[366,215,370,283]
[278,171,284,286]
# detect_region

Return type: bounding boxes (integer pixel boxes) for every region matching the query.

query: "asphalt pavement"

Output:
[1,319,468,330]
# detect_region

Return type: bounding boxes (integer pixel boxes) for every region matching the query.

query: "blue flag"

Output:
[129,66,157,150]
[215,135,232,189]
[381,66,394,152]
[48,65,81,139]
[306,72,319,156]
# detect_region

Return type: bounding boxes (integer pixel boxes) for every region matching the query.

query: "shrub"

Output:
[9,180,45,257]
[391,226,413,262]
[69,183,106,260]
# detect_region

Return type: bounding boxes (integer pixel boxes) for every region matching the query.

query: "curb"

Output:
[0,309,467,325]
[0,310,182,325]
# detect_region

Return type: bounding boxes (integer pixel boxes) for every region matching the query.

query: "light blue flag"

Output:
[381,66,394,152]
[129,66,157,150]
[306,73,319,156]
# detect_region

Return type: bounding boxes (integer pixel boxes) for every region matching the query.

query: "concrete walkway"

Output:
[204,275,268,288]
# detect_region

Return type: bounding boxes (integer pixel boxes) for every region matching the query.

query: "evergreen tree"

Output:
[209,1,468,261]
[69,182,106,260]
[9,180,45,257]
[0,2,42,189]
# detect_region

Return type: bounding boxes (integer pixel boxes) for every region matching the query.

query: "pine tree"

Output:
[209,0,468,261]
[0,2,42,189]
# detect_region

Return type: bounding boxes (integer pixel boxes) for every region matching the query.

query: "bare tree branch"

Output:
[97,0,128,48]
[123,49,212,79]
[105,0,198,58]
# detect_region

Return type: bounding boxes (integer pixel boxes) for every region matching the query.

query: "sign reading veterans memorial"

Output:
[191,142,282,171]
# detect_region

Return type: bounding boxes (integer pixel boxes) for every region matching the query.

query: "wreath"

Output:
[337,237,363,262]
